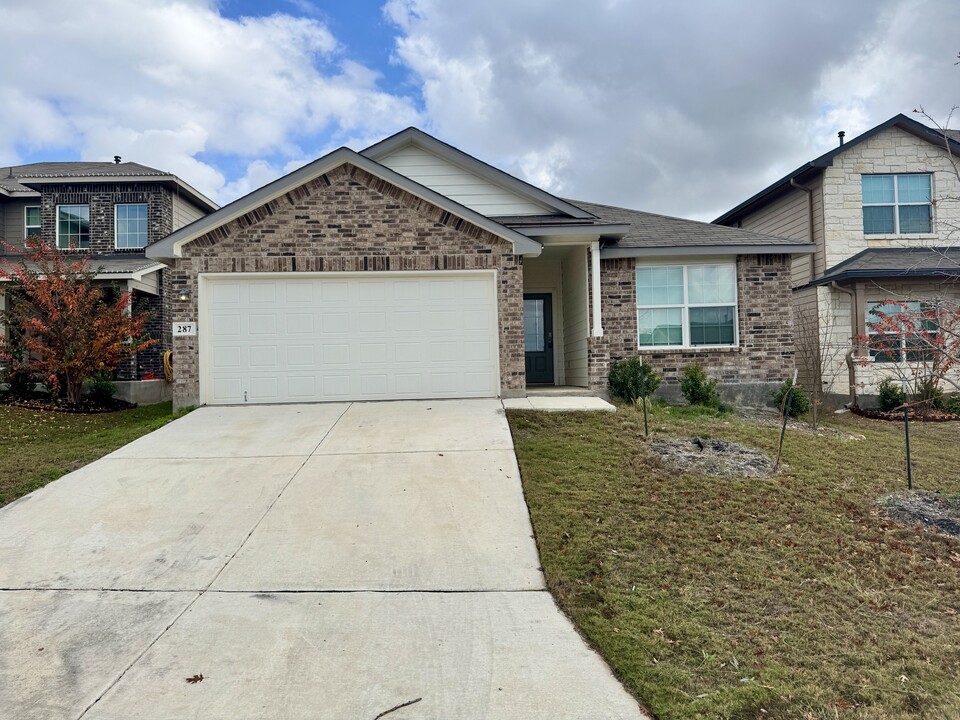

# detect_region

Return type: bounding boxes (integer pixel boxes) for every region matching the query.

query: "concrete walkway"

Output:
[0,400,646,719]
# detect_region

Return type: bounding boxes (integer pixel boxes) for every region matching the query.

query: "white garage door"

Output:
[201,272,499,404]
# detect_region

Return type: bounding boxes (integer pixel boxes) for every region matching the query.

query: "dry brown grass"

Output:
[509,404,960,720]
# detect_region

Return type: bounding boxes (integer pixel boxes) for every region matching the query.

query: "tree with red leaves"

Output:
[0,239,156,405]
[857,298,960,410]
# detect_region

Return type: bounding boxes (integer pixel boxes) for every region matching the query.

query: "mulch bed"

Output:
[881,490,960,537]
[852,406,960,422]
[650,436,780,478]
[738,409,865,440]
[2,395,135,414]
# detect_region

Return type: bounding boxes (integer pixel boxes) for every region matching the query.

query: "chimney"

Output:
[114,155,122,164]
[838,131,845,146]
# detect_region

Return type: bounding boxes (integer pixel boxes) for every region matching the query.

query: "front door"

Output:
[524,293,554,384]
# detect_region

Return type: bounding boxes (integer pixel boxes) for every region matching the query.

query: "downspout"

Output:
[830,281,859,408]
[790,178,816,278]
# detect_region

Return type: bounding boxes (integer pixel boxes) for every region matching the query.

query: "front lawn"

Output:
[0,402,177,508]
[509,405,960,720]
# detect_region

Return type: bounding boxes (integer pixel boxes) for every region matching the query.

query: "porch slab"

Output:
[502,397,616,412]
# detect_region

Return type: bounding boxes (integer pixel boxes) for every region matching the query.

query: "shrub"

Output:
[1,365,36,397]
[914,378,945,410]
[877,378,906,411]
[943,393,960,416]
[609,357,662,406]
[87,372,117,404]
[679,364,721,408]
[772,380,810,418]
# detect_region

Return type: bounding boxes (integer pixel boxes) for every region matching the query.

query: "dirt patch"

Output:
[650,436,779,478]
[738,409,865,440]
[881,490,960,537]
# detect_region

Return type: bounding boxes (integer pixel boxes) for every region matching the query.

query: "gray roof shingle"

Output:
[0,161,169,193]
[567,199,808,249]
[811,247,960,286]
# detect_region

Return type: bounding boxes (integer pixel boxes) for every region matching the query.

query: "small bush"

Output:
[943,394,960,416]
[877,378,906,411]
[772,380,811,418]
[609,357,662,405]
[679,364,721,408]
[86,372,117,404]
[914,378,945,409]
[1,366,36,398]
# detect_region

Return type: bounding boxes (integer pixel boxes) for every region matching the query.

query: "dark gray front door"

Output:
[524,293,554,384]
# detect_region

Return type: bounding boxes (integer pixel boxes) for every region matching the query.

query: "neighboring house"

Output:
[146,128,813,411]
[0,161,217,399]
[715,114,960,403]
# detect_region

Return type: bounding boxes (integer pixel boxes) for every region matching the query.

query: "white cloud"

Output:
[384,0,959,220]
[0,0,421,202]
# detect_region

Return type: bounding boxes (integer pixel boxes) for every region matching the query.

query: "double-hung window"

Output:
[636,263,738,348]
[57,204,90,249]
[867,301,938,363]
[862,174,932,234]
[24,206,41,238]
[115,203,148,249]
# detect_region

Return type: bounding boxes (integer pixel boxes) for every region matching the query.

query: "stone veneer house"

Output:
[0,161,217,400]
[715,114,960,404]
[146,128,813,410]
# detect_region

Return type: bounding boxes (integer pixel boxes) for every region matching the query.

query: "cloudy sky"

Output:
[1,0,957,221]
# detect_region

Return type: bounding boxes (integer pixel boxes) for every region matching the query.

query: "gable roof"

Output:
[808,247,960,286]
[571,199,815,257]
[0,161,218,211]
[361,128,596,220]
[714,114,960,226]
[146,146,542,261]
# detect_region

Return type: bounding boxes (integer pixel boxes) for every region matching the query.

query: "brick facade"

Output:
[590,254,796,392]
[165,163,525,408]
[38,183,173,253]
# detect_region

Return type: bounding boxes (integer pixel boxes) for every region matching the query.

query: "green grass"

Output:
[0,402,178,508]
[508,404,960,720]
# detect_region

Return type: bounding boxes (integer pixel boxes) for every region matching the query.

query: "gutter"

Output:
[830,281,859,408]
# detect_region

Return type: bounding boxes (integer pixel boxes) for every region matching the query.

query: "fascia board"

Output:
[516,224,630,237]
[601,243,816,259]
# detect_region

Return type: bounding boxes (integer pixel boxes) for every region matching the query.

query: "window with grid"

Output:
[636,264,738,348]
[56,205,90,249]
[862,174,932,234]
[24,206,41,238]
[115,203,148,249]
[867,301,939,363]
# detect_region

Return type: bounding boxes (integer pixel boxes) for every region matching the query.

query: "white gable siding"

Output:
[377,144,552,217]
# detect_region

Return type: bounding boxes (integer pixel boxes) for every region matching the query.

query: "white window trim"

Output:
[862,173,934,235]
[56,204,91,250]
[635,262,740,350]
[114,203,149,250]
[24,206,41,239]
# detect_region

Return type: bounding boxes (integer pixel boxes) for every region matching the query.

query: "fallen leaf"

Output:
[185,674,205,684]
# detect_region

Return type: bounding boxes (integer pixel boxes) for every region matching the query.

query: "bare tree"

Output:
[794,303,848,428]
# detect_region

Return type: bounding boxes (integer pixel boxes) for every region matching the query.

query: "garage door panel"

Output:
[204,273,498,404]
[248,282,278,304]
[248,314,278,335]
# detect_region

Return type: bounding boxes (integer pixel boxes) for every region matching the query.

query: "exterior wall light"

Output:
[178,287,191,302]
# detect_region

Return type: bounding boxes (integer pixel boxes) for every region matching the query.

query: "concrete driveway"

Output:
[0,399,646,719]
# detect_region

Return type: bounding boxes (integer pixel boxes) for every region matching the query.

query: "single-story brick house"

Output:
[146,128,813,410]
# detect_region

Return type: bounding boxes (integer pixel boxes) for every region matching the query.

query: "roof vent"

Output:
[838,131,845,146]
[114,155,122,164]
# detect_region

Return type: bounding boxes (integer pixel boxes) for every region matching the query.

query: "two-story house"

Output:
[0,160,217,402]
[715,114,960,405]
